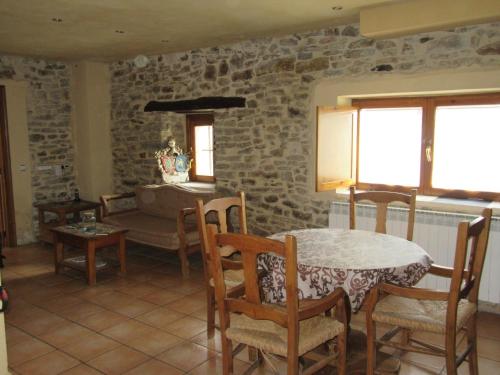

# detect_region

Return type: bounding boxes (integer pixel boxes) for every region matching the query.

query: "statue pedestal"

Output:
[162,172,189,184]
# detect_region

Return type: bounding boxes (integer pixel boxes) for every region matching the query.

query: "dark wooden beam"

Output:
[144,96,246,112]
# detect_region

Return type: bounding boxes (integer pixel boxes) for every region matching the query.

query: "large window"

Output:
[317,93,500,200]
[186,113,215,182]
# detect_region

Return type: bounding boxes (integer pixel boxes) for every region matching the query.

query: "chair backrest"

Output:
[349,186,417,241]
[207,224,299,336]
[449,208,492,308]
[195,192,247,278]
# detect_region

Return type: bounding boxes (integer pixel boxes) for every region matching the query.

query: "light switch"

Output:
[19,163,27,172]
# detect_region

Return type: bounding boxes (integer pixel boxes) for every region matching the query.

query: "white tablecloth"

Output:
[260,228,433,311]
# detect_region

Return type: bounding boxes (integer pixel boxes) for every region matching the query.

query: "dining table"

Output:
[259,228,434,373]
[260,228,433,310]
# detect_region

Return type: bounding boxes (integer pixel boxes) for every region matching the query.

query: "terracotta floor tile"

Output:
[478,336,500,362]
[6,242,500,375]
[39,321,95,348]
[115,283,164,298]
[163,316,207,339]
[5,325,33,346]
[135,307,186,329]
[166,295,207,315]
[7,336,55,367]
[146,273,181,289]
[14,350,80,375]
[30,272,77,287]
[140,289,184,306]
[125,359,184,375]
[77,310,129,332]
[459,357,500,375]
[35,295,83,313]
[17,311,69,336]
[190,331,223,352]
[123,359,184,375]
[101,319,156,343]
[157,341,216,372]
[57,302,107,322]
[190,306,217,322]
[90,291,131,308]
[5,304,49,327]
[72,284,116,300]
[187,354,254,375]
[128,330,184,356]
[62,332,121,361]
[60,364,104,374]
[87,346,149,375]
[478,312,500,341]
[111,299,157,318]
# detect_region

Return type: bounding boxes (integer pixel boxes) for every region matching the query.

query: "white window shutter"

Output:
[316,106,357,192]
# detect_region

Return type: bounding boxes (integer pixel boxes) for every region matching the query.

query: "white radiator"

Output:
[329,202,500,305]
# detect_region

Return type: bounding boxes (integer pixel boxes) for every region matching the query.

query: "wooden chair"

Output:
[195,192,247,336]
[349,186,417,241]
[365,208,492,375]
[207,225,347,375]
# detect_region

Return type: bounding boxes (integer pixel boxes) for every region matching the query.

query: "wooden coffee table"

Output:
[51,223,128,285]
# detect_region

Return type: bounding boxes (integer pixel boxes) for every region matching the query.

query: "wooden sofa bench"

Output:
[100,183,215,278]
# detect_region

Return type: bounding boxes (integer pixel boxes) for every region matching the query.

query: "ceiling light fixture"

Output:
[134,55,150,68]
[51,17,63,22]
[115,30,125,34]
[331,6,343,11]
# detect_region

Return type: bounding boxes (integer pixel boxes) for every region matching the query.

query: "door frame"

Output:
[0,86,17,246]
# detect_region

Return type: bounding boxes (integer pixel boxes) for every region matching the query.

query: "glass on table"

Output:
[81,211,97,233]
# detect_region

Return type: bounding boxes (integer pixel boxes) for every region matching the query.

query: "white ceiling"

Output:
[0,0,399,61]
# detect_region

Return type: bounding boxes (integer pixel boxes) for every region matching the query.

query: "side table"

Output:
[51,223,128,285]
[35,200,102,243]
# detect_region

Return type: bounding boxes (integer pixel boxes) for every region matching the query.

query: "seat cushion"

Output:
[226,313,344,357]
[103,211,199,250]
[209,269,245,288]
[372,295,477,334]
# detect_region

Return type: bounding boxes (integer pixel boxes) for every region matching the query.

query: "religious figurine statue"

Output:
[155,137,191,184]
[164,137,183,156]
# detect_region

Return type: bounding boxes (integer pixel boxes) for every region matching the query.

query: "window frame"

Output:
[186,113,215,183]
[352,93,500,201]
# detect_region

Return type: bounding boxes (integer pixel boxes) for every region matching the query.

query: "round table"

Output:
[260,228,433,312]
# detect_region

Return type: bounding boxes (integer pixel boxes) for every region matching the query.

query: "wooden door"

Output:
[0,86,16,246]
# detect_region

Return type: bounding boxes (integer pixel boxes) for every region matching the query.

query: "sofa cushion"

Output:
[135,184,214,222]
[103,211,199,250]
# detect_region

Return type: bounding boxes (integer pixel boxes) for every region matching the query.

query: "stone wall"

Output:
[0,56,76,239]
[110,22,500,235]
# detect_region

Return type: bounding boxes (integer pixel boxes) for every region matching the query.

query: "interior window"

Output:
[186,113,215,182]
[358,107,422,187]
[317,93,500,201]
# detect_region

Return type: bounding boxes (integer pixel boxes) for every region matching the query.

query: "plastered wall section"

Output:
[72,61,113,202]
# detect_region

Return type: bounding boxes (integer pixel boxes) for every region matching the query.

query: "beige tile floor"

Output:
[1,243,500,374]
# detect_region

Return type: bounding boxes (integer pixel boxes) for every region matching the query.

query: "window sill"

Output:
[334,188,500,216]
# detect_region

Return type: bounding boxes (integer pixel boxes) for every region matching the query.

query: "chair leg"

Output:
[178,246,190,278]
[221,334,233,375]
[467,315,479,375]
[366,318,377,375]
[207,286,216,337]
[445,330,458,375]
[287,355,299,375]
[337,330,347,375]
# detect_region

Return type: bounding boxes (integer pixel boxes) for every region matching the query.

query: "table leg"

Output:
[53,236,64,274]
[86,240,96,286]
[118,234,127,276]
[95,207,102,222]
